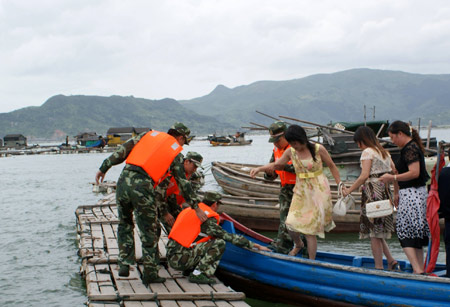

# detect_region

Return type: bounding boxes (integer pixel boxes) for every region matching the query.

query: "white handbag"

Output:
[333,182,355,216]
[366,199,393,218]
[365,186,394,218]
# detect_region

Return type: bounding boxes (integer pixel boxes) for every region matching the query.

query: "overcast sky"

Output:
[1,0,450,113]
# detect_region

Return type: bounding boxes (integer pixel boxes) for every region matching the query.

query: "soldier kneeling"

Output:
[167,191,270,284]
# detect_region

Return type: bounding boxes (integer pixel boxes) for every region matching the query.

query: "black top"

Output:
[395,140,429,189]
[438,166,450,219]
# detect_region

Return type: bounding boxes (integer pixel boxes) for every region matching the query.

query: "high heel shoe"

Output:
[388,260,401,272]
[288,243,304,256]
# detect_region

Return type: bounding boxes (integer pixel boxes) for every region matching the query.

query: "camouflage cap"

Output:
[268,121,288,143]
[171,122,191,144]
[202,191,222,204]
[185,151,203,168]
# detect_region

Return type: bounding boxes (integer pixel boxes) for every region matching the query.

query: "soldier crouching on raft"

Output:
[157,151,205,232]
[166,191,270,284]
[95,122,207,285]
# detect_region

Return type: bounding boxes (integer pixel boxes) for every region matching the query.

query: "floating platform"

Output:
[76,195,249,307]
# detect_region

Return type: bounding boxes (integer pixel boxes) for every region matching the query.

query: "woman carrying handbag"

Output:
[343,126,400,271]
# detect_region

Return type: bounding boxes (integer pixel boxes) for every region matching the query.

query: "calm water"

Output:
[1,129,449,307]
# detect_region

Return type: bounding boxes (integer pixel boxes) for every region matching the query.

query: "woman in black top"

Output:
[380,120,430,274]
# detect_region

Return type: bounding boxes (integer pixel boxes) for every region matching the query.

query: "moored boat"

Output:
[217,213,450,307]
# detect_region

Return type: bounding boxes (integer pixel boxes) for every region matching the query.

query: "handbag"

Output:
[333,182,355,216]
[365,186,394,218]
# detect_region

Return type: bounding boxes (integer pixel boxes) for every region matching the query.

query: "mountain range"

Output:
[1,68,449,140]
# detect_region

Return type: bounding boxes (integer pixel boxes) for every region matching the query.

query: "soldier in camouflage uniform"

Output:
[167,191,270,284]
[263,121,297,254]
[95,122,207,285]
[158,151,205,232]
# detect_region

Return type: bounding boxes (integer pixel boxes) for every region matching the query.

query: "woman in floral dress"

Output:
[251,125,341,259]
[343,126,399,271]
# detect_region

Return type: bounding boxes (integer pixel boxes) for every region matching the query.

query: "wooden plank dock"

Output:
[76,194,249,307]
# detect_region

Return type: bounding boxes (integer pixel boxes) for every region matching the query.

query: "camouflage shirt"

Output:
[99,132,199,209]
[263,149,296,181]
[167,217,254,253]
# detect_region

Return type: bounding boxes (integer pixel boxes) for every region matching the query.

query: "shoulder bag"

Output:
[365,186,394,219]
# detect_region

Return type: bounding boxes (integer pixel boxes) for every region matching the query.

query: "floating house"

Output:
[74,132,102,147]
[3,134,27,148]
[106,127,151,146]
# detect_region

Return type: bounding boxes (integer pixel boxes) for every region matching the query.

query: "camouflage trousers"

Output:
[167,239,226,276]
[269,184,294,254]
[116,169,161,274]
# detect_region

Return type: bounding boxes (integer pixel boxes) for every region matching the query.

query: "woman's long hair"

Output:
[284,125,316,161]
[353,126,389,159]
[387,120,425,153]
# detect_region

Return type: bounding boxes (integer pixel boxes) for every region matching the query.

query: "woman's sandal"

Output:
[288,242,304,256]
[388,260,401,272]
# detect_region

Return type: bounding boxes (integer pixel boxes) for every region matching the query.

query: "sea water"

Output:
[0,129,448,307]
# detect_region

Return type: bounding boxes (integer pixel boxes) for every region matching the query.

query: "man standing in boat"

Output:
[158,151,205,232]
[95,122,207,285]
[264,121,297,254]
[167,191,270,284]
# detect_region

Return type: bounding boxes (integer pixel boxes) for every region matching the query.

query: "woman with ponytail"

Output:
[343,126,399,270]
[250,125,341,259]
[379,120,430,274]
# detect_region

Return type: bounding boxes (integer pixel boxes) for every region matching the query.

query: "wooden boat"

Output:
[217,213,450,307]
[197,190,361,232]
[210,140,253,146]
[211,161,363,198]
[209,132,253,146]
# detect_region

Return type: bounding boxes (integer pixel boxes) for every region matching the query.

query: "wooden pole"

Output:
[249,122,269,129]
[426,120,432,149]
[278,115,355,135]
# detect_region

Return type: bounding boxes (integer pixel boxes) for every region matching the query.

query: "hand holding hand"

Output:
[342,186,349,197]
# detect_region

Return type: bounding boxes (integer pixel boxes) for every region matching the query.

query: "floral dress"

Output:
[359,148,395,239]
[285,144,335,238]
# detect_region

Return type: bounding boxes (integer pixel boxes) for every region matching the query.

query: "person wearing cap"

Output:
[158,151,205,232]
[95,122,207,285]
[263,121,297,254]
[167,191,270,284]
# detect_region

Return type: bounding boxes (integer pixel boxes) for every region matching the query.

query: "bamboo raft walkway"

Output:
[76,193,249,307]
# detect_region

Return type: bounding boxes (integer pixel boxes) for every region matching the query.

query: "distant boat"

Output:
[209,132,253,146]
[217,213,450,307]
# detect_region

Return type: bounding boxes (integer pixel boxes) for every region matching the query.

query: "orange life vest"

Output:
[166,173,191,206]
[126,131,183,182]
[168,203,220,248]
[274,145,296,186]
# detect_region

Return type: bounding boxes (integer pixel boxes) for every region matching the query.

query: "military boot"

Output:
[188,272,216,284]
[142,271,166,285]
[118,265,130,277]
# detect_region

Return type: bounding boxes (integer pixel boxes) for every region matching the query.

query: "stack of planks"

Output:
[76,194,249,307]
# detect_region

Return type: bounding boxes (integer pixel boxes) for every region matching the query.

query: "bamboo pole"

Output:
[426,120,432,149]
[278,115,355,135]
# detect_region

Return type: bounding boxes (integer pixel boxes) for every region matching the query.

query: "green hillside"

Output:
[180,68,450,127]
[0,95,232,139]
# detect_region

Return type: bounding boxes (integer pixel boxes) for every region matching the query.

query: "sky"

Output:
[1,0,450,113]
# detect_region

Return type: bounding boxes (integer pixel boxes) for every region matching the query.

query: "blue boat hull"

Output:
[218,217,450,307]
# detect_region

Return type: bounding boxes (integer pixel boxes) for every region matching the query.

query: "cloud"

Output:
[1,0,450,113]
